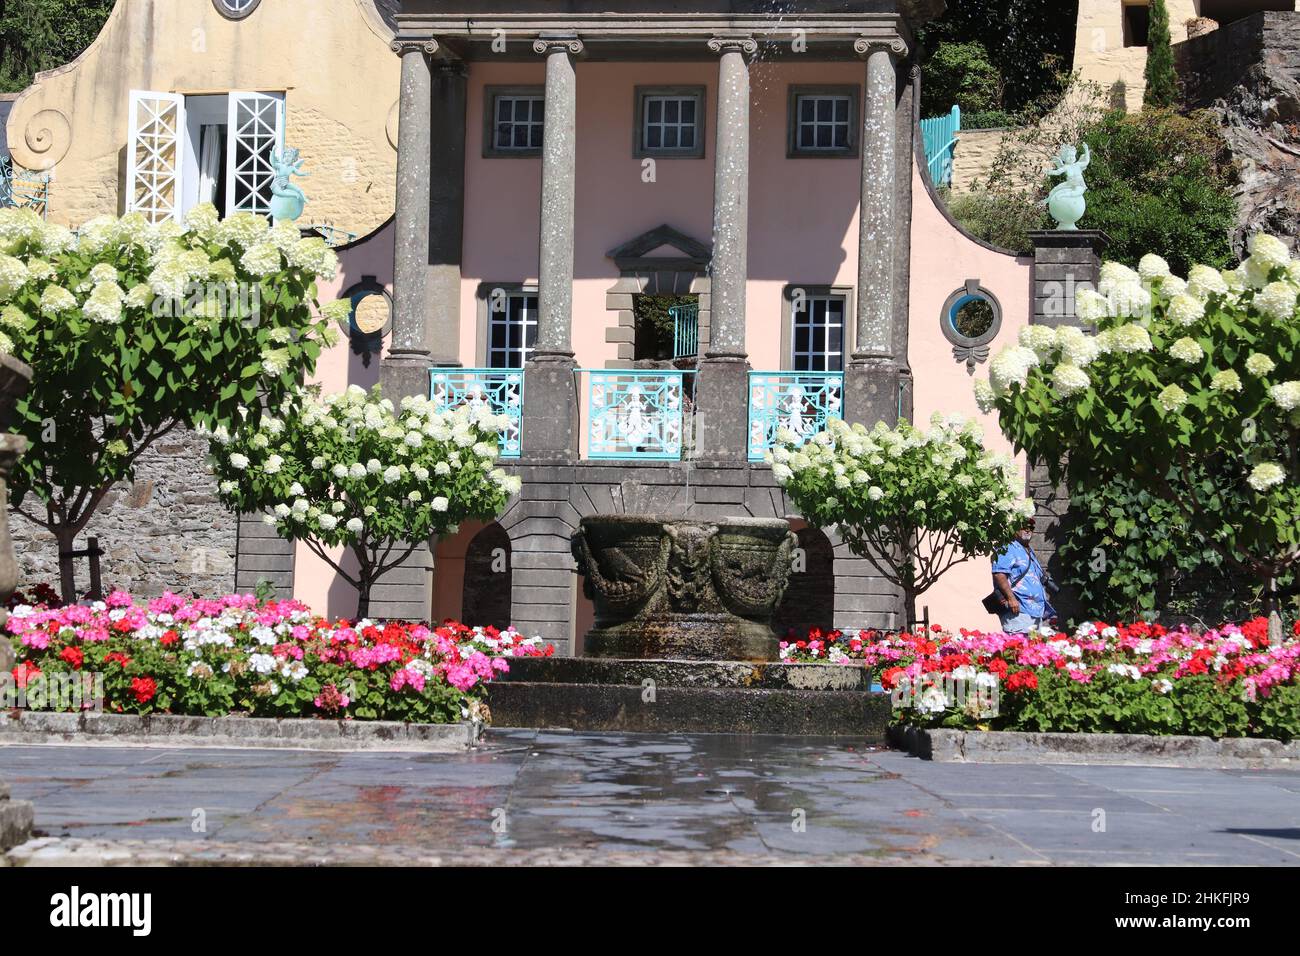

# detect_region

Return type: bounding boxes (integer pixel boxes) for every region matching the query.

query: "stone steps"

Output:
[486,658,891,736]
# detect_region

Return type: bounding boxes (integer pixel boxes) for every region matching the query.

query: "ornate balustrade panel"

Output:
[429,368,523,459]
[584,369,684,460]
[0,157,50,218]
[670,303,699,359]
[747,371,844,461]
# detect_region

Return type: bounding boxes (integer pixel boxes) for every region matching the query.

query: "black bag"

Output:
[983,558,1031,616]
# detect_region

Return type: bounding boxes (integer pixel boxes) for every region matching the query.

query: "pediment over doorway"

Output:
[606,224,712,272]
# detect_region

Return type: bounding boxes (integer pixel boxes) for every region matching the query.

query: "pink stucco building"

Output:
[285,1,1096,651]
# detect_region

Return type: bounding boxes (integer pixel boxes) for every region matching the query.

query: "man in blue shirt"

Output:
[991,519,1055,634]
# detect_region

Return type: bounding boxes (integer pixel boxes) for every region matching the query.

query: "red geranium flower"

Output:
[59,646,84,670]
[160,630,180,646]
[104,652,131,667]
[129,676,157,704]
[1006,670,1038,693]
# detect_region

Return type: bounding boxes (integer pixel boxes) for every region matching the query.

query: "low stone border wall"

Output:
[888,725,1300,768]
[0,711,481,753]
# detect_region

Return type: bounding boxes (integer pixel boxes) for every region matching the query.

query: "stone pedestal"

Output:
[843,356,900,428]
[1026,230,1109,623]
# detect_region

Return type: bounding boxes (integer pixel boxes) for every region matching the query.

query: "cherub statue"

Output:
[268,146,310,222]
[1044,143,1090,231]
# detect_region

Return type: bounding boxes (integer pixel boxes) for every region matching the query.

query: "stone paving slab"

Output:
[0,730,1297,866]
[0,711,481,752]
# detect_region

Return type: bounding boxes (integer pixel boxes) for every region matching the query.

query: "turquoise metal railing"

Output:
[747,371,844,461]
[429,368,523,459]
[584,369,685,460]
[0,156,50,217]
[670,303,699,359]
[303,223,358,248]
[920,105,961,188]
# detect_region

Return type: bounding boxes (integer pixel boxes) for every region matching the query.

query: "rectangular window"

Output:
[635,87,706,159]
[787,87,859,158]
[484,88,544,157]
[488,291,539,369]
[792,295,846,372]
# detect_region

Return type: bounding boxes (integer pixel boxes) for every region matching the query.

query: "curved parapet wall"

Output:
[5,0,399,234]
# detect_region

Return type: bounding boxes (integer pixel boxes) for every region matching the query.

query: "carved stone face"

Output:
[1058,144,1077,165]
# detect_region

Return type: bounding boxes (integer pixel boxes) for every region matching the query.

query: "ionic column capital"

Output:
[390,37,440,56]
[707,34,759,57]
[853,35,908,59]
[533,34,585,56]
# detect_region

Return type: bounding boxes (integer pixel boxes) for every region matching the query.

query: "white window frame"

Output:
[225,91,286,217]
[791,294,847,372]
[126,91,186,224]
[487,291,539,369]
[634,86,705,159]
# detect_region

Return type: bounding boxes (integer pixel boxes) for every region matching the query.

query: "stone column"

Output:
[693,35,757,463]
[522,35,583,460]
[427,61,469,367]
[373,38,440,621]
[843,37,906,429]
[383,38,439,399]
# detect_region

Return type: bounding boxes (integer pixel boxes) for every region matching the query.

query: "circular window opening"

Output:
[214,0,261,20]
[940,282,1003,374]
[950,295,996,339]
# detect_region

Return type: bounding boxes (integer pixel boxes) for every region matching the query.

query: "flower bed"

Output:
[4,591,553,723]
[780,620,1300,740]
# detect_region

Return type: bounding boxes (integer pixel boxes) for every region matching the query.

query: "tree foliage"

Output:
[1143,0,1178,110]
[978,237,1300,617]
[918,0,1078,117]
[209,385,520,618]
[0,204,343,601]
[770,416,1033,625]
[0,0,115,92]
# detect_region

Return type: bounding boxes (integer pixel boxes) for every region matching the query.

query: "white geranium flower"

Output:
[1247,462,1286,492]
[1245,353,1276,377]
[1166,293,1205,326]
[1269,381,1300,411]
[1168,337,1204,363]
[1155,384,1188,413]
[1255,281,1297,321]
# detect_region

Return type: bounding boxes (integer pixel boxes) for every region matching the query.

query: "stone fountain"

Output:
[485,512,890,737]
[572,515,795,661]
[0,353,34,851]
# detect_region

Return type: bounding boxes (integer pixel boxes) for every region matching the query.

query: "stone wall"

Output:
[9,429,239,599]
[1176,12,1300,253]
[949,128,1012,195]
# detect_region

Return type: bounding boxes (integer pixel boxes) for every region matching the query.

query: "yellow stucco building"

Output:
[4,0,402,240]
[1073,0,1298,110]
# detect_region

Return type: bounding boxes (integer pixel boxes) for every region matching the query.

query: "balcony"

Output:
[582,368,685,461]
[670,303,699,359]
[430,366,843,463]
[746,371,843,461]
[429,368,523,459]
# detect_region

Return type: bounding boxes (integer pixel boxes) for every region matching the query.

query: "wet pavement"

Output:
[2,729,1299,865]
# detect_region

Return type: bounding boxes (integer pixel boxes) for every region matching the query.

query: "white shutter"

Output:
[126,91,185,224]
[225,91,285,217]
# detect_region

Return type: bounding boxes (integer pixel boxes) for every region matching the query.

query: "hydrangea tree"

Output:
[976,234,1300,637]
[0,204,349,601]
[209,385,521,619]
[770,415,1034,625]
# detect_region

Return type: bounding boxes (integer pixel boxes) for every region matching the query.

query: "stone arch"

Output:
[773,521,836,640]
[460,523,512,629]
